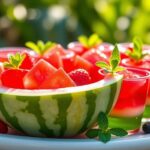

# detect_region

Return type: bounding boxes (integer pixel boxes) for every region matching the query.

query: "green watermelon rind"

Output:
[0,75,122,137]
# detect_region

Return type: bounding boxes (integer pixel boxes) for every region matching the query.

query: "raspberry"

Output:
[69,69,91,86]
[0,120,8,134]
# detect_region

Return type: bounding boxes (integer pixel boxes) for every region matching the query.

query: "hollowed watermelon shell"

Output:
[0,75,122,137]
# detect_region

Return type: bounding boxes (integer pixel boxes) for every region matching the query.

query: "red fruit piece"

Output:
[82,49,108,65]
[40,68,75,89]
[1,69,28,89]
[69,69,91,86]
[0,120,8,134]
[0,62,4,75]
[23,59,57,89]
[20,52,34,69]
[90,65,104,83]
[45,44,66,56]
[62,51,76,73]
[67,42,88,55]
[73,55,93,73]
[44,51,63,69]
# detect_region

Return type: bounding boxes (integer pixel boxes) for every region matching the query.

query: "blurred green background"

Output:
[0,0,150,47]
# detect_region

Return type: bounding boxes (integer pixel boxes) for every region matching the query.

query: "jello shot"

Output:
[108,68,150,132]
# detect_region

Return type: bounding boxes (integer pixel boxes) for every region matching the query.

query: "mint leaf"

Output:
[110,44,120,71]
[4,53,25,69]
[85,111,128,143]
[25,41,56,56]
[88,34,102,48]
[25,41,40,54]
[96,44,124,74]
[44,42,55,51]
[3,62,13,68]
[111,60,119,71]
[37,40,45,51]
[96,62,110,70]
[78,35,88,48]
[113,66,125,72]
[133,37,142,55]
[78,33,102,49]
[98,130,111,143]
[86,129,99,138]
[126,37,147,61]
[98,112,108,130]
[109,128,128,137]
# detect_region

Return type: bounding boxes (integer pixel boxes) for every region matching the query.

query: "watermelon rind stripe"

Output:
[0,94,24,132]
[105,83,117,114]
[86,86,111,128]
[105,79,122,114]
[39,96,61,136]
[53,94,72,136]
[65,92,88,136]
[16,96,54,136]
[79,91,96,132]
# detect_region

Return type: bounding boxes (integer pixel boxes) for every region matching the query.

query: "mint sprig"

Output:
[126,37,147,62]
[96,44,125,74]
[86,112,128,143]
[4,53,25,69]
[78,33,102,49]
[25,40,56,56]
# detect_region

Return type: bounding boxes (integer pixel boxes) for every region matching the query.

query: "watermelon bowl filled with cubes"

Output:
[0,39,123,137]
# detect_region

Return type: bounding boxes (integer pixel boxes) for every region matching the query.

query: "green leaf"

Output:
[86,129,99,138]
[78,35,88,48]
[25,41,40,54]
[96,44,123,74]
[133,37,142,54]
[3,62,13,68]
[110,44,120,62]
[4,53,25,69]
[88,34,102,48]
[37,40,45,51]
[126,37,145,62]
[25,41,56,56]
[78,34,102,48]
[109,128,128,137]
[44,41,56,52]
[98,112,108,130]
[98,130,111,143]
[110,44,120,71]
[96,62,110,70]
[111,60,119,71]
[113,66,125,72]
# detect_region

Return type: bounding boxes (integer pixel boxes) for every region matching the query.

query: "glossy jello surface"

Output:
[109,68,150,131]
[121,59,150,118]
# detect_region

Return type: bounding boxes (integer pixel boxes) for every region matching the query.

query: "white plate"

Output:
[0,130,150,150]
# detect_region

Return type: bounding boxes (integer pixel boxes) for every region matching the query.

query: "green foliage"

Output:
[0,0,150,46]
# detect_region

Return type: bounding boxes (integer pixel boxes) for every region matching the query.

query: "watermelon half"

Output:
[0,75,122,137]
